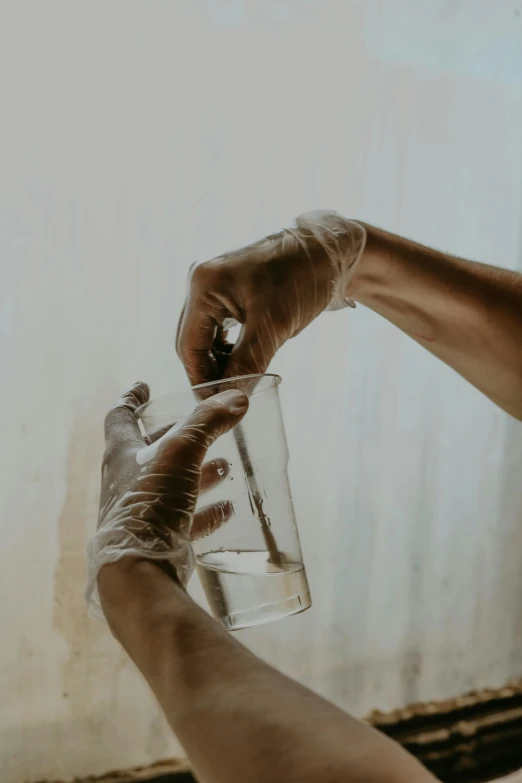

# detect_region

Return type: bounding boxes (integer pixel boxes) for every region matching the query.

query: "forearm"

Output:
[351,225,522,419]
[99,559,435,783]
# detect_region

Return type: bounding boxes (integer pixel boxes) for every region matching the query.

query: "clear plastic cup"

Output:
[135,374,311,631]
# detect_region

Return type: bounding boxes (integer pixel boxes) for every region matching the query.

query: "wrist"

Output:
[98,558,188,644]
[98,559,256,729]
[348,223,395,304]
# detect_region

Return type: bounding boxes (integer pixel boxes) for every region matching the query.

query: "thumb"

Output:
[223,320,275,380]
[161,389,249,467]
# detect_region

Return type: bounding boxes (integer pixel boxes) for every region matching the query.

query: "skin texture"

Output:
[353,225,522,419]
[97,385,436,783]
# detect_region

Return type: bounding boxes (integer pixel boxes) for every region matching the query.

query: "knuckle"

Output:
[178,422,210,449]
[190,260,212,286]
[101,444,114,470]
[191,256,234,288]
[176,338,193,365]
[197,398,227,422]
[176,339,187,361]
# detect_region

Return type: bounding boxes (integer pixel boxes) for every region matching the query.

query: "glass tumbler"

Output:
[135,374,311,631]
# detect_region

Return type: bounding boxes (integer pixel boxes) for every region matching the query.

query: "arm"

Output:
[92,382,436,783]
[176,210,522,418]
[99,558,436,783]
[352,225,522,419]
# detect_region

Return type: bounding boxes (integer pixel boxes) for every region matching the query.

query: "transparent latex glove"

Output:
[86,382,249,621]
[176,210,367,385]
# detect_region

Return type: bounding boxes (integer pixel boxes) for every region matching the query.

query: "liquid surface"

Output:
[196,550,311,631]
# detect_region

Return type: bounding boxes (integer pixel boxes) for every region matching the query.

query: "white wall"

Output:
[1,1,522,780]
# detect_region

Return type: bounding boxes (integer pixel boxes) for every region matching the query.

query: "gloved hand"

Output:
[86,381,249,620]
[176,210,366,385]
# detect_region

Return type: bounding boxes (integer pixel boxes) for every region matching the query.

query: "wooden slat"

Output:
[369,681,522,782]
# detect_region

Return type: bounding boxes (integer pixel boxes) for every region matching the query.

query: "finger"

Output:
[173,261,197,351]
[200,458,230,493]
[191,500,233,541]
[146,423,174,444]
[160,389,249,467]
[177,302,221,385]
[175,301,186,352]
[176,264,235,385]
[104,382,150,449]
[176,281,231,355]
[224,317,278,379]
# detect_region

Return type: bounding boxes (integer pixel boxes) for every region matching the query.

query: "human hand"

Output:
[176,210,366,385]
[86,382,249,620]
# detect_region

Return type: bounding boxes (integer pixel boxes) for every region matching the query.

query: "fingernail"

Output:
[217,390,249,415]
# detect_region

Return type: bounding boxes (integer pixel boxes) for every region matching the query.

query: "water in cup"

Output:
[196,548,311,631]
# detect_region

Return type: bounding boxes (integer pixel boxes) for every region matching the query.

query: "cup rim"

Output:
[135,373,282,420]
